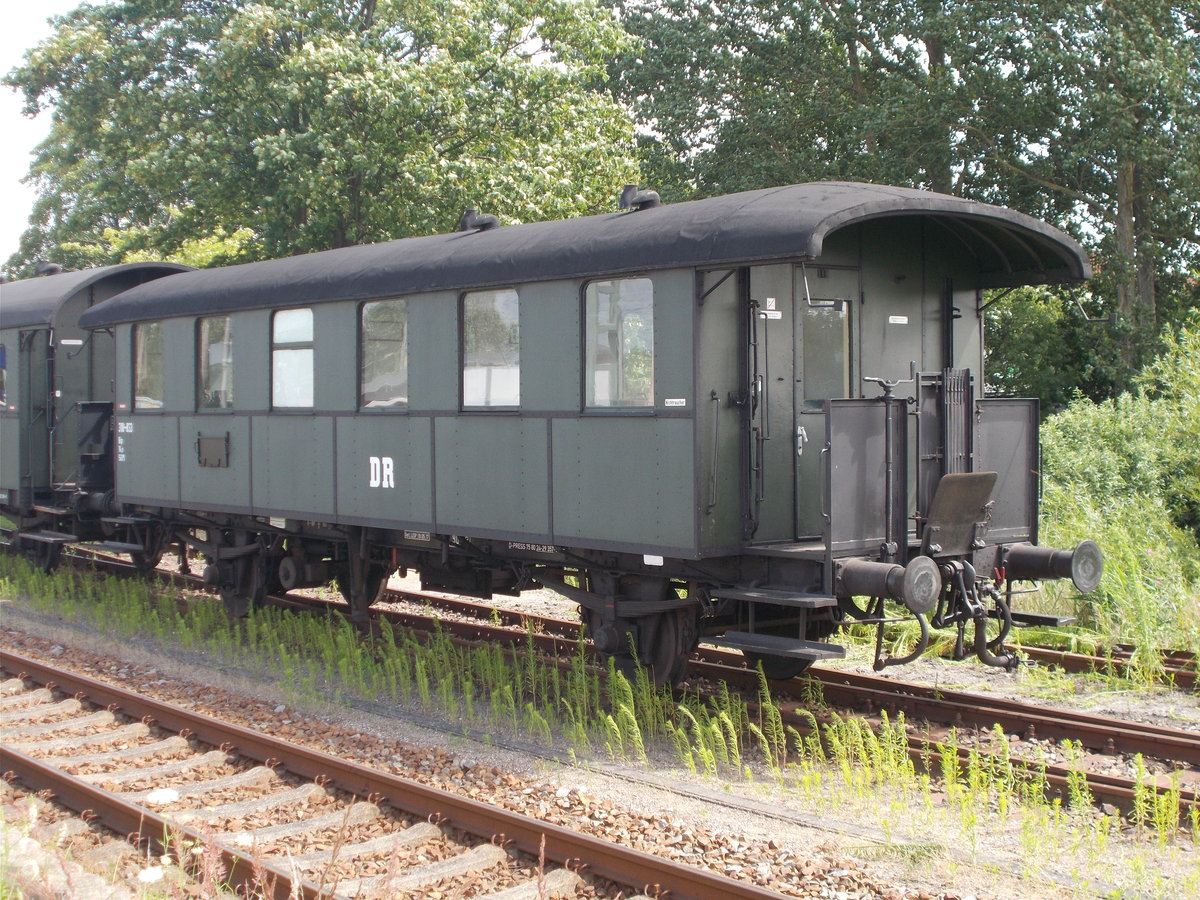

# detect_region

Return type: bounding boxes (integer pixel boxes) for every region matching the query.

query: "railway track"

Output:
[373,579,1200,690]
[348,585,1200,769]
[11,537,1199,689]
[0,649,793,900]
[328,588,1200,815]
[7,547,1199,820]
[1016,643,1197,689]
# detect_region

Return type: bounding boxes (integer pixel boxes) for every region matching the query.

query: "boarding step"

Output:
[713,632,846,661]
[743,540,827,561]
[17,530,78,545]
[100,515,156,527]
[709,587,837,609]
[32,505,73,517]
[97,541,149,555]
[1008,612,1077,628]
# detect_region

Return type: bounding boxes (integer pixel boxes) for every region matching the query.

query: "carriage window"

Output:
[197,316,234,409]
[360,299,408,408]
[134,322,164,409]
[585,278,654,407]
[272,308,313,408]
[462,289,520,408]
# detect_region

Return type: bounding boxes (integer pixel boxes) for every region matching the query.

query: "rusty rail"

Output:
[1,649,793,900]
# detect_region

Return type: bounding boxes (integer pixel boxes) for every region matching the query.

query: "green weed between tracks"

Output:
[2,555,1198,895]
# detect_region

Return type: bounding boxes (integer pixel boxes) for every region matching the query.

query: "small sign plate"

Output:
[508,542,560,555]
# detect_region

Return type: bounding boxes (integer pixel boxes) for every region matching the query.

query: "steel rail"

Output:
[372,586,1200,762]
[0,744,324,900]
[264,592,1199,815]
[8,537,1199,691]
[1017,644,1196,689]
[384,581,1200,690]
[1,649,793,900]
[9,550,1198,813]
[14,540,1199,692]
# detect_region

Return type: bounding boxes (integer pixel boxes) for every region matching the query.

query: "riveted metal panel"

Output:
[336,415,433,526]
[0,411,19,495]
[435,416,549,536]
[859,221,927,385]
[552,417,696,554]
[407,292,459,412]
[314,303,356,412]
[827,399,905,556]
[114,415,180,506]
[160,318,194,413]
[231,311,270,412]
[518,282,580,412]
[178,415,250,510]
[976,398,1039,544]
[651,269,695,410]
[251,416,334,517]
[696,270,743,551]
[0,328,31,497]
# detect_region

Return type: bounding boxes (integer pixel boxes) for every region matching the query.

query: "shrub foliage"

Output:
[1039,312,1200,658]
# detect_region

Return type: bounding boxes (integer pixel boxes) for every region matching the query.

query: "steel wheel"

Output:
[338,563,389,618]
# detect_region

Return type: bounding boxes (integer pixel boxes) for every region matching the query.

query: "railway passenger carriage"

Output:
[4,182,1103,684]
[0,263,191,564]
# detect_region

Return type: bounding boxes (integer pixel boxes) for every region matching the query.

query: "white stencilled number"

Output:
[369,456,395,489]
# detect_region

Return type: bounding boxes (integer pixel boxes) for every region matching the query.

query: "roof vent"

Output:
[458,207,499,232]
[35,261,64,277]
[619,184,661,211]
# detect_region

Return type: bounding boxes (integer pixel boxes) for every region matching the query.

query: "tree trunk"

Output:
[1132,163,1157,333]
[922,29,953,195]
[1115,159,1137,323]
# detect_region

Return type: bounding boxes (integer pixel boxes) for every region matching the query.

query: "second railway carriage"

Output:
[68,182,1101,683]
[0,263,192,568]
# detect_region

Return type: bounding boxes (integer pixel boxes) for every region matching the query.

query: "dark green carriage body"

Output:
[62,182,1099,681]
[105,272,700,556]
[82,183,1085,561]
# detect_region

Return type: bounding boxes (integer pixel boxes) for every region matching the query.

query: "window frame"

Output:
[358,297,410,411]
[460,288,521,410]
[132,321,165,412]
[270,307,315,410]
[196,315,235,412]
[581,276,656,412]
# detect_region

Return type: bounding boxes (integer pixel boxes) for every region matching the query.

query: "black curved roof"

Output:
[78,182,1090,328]
[1,262,193,330]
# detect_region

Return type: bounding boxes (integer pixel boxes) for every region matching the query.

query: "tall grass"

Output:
[1038,313,1200,662]
[3,552,1196,893]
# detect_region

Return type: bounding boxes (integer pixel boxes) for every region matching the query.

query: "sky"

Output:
[2,1,86,267]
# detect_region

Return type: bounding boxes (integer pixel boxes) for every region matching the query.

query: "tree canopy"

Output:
[611,0,1200,395]
[7,0,1198,406]
[6,0,639,272]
